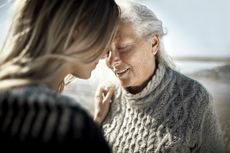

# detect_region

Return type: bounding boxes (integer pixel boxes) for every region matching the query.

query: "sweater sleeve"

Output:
[196,96,225,153]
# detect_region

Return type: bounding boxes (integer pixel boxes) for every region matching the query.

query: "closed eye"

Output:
[117,45,132,52]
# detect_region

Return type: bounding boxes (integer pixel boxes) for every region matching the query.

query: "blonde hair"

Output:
[0,0,119,89]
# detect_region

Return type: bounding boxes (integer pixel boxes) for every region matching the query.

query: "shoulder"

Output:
[165,67,212,122]
[7,85,96,125]
[7,84,82,107]
[0,85,109,149]
[169,67,210,101]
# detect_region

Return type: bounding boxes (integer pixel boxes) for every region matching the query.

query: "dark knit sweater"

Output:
[0,85,111,152]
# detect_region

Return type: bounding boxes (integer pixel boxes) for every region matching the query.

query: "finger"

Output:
[103,87,114,103]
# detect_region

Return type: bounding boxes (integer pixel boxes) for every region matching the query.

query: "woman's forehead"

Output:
[114,22,141,43]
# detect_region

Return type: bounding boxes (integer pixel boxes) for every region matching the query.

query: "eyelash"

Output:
[117,46,131,52]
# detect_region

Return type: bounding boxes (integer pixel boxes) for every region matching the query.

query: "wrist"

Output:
[94,113,103,125]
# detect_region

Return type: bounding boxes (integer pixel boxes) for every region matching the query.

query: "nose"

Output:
[106,49,121,68]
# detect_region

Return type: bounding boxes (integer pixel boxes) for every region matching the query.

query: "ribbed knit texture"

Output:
[0,85,111,152]
[102,64,224,153]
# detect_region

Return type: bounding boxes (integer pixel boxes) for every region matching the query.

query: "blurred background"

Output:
[1,0,229,151]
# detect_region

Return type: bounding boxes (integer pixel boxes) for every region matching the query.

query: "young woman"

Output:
[0,0,119,151]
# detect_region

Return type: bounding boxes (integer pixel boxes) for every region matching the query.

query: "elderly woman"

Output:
[94,2,224,153]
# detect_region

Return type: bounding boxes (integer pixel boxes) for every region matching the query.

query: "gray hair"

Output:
[117,1,175,68]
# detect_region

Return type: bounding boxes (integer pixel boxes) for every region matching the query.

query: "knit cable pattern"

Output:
[102,63,224,153]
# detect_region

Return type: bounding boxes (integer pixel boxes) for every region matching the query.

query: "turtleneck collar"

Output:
[121,63,167,106]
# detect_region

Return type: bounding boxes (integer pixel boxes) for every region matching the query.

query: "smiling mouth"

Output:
[115,68,129,77]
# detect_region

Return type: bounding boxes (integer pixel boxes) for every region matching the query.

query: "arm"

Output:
[196,98,225,153]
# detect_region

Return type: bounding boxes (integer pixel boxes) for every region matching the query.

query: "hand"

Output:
[94,85,114,125]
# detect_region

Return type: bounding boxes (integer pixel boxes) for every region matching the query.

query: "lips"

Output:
[114,68,129,78]
[116,68,128,74]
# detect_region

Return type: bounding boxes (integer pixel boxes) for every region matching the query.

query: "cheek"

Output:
[132,54,154,75]
[79,63,95,74]
[132,61,145,76]
[128,52,148,69]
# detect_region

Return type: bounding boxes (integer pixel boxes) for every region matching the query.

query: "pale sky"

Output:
[0,0,230,57]
[135,0,230,57]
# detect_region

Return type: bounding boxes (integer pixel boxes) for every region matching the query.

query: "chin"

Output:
[84,75,91,80]
[74,72,91,80]
[81,74,91,80]
[119,80,130,88]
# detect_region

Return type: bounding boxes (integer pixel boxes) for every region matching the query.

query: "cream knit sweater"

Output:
[102,64,224,153]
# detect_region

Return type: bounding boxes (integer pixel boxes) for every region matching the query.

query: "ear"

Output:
[151,35,160,55]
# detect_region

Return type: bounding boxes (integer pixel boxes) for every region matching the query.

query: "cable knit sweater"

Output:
[0,85,111,152]
[102,64,224,153]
